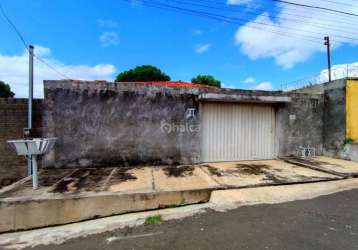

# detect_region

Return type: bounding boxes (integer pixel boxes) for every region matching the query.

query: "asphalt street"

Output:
[23,189,358,250]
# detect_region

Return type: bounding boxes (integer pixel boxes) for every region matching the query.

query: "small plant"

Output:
[344,138,355,145]
[165,204,178,208]
[145,215,163,225]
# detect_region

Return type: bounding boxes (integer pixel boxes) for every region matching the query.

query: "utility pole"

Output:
[324,36,332,82]
[27,45,34,176]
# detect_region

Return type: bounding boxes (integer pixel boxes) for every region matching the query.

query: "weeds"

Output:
[165,204,178,208]
[344,138,355,145]
[145,215,163,225]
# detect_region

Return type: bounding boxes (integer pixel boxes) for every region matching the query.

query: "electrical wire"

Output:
[0,3,72,79]
[0,3,29,50]
[33,55,71,79]
[135,0,358,43]
[272,0,358,17]
[168,0,358,37]
[136,0,323,43]
[194,0,358,29]
[310,0,357,7]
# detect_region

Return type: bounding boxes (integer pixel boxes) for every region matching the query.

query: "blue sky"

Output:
[1,0,358,97]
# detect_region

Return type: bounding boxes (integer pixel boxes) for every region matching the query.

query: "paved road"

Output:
[28,189,358,250]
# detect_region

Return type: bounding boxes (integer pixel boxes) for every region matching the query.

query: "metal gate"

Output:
[201,102,276,162]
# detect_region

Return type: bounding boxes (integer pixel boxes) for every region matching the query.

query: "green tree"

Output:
[116,65,171,82]
[0,81,15,98]
[191,75,221,87]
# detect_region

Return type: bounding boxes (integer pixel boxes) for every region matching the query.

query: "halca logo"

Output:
[160,120,200,134]
[160,108,200,134]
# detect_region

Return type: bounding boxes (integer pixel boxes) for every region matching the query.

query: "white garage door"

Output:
[201,102,276,162]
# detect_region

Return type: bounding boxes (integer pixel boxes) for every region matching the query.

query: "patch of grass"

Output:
[165,204,178,208]
[145,215,163,225]
[345,138,355,145]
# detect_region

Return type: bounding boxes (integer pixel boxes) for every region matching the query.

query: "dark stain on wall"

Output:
[323,86,346,152]
[42,80,326,169]
[43,82,201,168]
[277,93,324,157]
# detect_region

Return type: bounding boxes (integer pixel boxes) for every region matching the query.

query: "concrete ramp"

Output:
[201,160,340,188]
[283,156,358,178]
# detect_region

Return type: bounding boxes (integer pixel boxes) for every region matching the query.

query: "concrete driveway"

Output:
[201,159,339,188]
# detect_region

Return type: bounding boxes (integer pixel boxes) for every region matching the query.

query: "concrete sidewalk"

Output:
[1,157,358,233]
[2,178,358,250]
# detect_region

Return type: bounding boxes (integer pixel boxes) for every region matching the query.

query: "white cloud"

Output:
[243,77,255,84]
[252,81,273,91]
[227,0,253,5]
[317,62,358,84]
[234,1,358,68]
[0,45,117,98]
[99,32,120,47]
[319,62,358,82]
[281,62,358,91]
[195,43,211,54]
[96,18,118,28]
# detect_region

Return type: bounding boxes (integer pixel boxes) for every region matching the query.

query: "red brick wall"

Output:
[0,98,43,188]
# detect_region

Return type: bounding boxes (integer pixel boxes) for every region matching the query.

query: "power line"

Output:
[169,0,358,38]
[33,55,71,79]
[310,0,357,7]
[0,2,72,79]
[135,0,323,43]
[272,0,358,17]
[136,0,358,43]
[199,0,358,29]
[0,3,28,49]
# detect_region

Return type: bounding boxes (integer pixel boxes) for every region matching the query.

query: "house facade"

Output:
[42,80,324,168]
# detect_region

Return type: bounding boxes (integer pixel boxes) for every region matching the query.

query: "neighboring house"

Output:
[295,78,358,157]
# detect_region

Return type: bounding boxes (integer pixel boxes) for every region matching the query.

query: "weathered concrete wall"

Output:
[293,84,324,94]
[0,98,43,187]
[43,80,326,167]
[343,143,358,162]
[43,81,201,168]
[323,79,346,153]
[0,189,210,233]
[277,93,324,157]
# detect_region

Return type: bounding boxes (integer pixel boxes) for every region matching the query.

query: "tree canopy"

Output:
[0,81,15,98]
[116,65,171,82]
[191,75,221,87]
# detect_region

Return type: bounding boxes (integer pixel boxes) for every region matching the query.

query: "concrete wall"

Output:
[343,143,358,162]
[277,93,324,157]
[293,84,324,94]
[43,81,201,168]
[323,79,347,153]
[43,80,326,167]
[0,98,43,187]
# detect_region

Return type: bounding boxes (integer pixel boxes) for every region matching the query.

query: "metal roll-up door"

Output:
[201,102,276,162]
